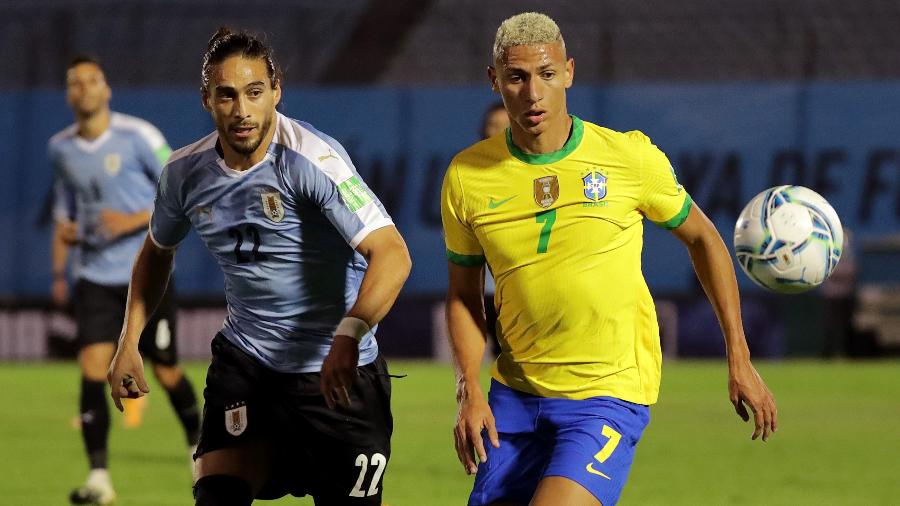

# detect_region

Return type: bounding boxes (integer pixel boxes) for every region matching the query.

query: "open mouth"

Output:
[524,110,546,124]
[231,125,257,139]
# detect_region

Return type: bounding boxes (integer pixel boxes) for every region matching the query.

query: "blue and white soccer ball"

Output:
[734,185,843,293]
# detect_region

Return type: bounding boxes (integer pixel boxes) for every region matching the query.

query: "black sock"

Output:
[193,475,252,506]
[165,375,201,446]
[80,378,109,469]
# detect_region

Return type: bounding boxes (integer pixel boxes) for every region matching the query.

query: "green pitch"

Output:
[1,360,898,505]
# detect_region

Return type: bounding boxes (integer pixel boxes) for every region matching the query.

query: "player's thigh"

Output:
[469,380,548,506]
[468,430,549,506]
[194,335,273,480]
[195,442,270,494]
[288,356,393,504]
[73,279,125,374]
[542,397,650,506]
[151,362,183,389]
[78,342,116,380]
[138,281,178,367]
[531,476,601,506]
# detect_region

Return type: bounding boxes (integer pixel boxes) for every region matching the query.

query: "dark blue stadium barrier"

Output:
[2,83,899,297]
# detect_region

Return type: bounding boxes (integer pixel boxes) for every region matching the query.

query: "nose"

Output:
[233,95,249,119]
[526,76,543,104]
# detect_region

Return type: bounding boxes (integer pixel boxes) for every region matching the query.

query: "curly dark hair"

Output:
[200,27,282,91]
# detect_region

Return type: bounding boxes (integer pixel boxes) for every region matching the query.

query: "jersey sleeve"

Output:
[149,164,190,249]
[134,123,172,181]
[294,145,394,249]
[49,147,76,222]
[440,159,485,266]
[632,131,692,229]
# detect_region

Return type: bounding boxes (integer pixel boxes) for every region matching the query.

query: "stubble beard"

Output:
[226,113,273,155]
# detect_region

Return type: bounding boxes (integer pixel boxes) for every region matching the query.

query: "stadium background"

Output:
[1,1,899,504]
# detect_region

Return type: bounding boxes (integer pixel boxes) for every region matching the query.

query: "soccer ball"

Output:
[734,185,843,293]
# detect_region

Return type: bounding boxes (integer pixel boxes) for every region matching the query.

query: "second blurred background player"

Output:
[479,101,508,357]
[50,56,201,505]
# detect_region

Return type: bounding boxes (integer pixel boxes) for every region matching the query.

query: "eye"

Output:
[541,71,555,79]
[248,89,263,97]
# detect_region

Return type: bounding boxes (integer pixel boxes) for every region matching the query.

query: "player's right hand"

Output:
[320,334,360,409]
[728,360,778,442]
[453,388,500,475]
[107,344,150,412]
[98,209,135,240]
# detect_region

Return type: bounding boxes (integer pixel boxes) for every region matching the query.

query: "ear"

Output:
[273,80,282,107]
[200,89,211,112]
[487,65,499,93]
[564,57,575,89]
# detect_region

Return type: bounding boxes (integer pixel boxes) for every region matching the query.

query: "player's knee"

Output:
[79,343,115,380]
[193,475,252,506]
[153,363,183,389]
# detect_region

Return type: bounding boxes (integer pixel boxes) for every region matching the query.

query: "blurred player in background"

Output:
[106,28,410,505]
[480,101,509,140]
[479,101,509,357]
[441,12,778,506]
[50,56,201,505]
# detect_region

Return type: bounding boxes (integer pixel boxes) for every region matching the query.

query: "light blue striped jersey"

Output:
[49,112,172,285]
[150,113,394,373]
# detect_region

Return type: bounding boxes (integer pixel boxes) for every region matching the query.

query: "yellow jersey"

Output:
[440,116,691,405]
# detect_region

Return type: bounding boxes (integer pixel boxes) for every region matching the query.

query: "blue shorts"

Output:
[468,380,650,506]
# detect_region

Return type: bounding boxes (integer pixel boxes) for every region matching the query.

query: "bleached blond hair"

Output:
[492,12,565,63]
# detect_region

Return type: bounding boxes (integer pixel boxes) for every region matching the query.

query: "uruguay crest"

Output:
[533,175,559,208]
[104,153,122,176]
[261,191,285,223]
[582,170,607,201]
[224,402,247,436]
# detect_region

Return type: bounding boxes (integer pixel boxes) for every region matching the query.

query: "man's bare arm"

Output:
[346,226,411,327]
[671,203,778,441]
[98,209,152,240]
[319,225,411,408]
[107,235,174,411]
[447,262,498,474]
[50,220,78,306]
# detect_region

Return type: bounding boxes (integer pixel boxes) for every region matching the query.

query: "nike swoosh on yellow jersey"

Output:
[586,463,611,480]
[488,195,517,209]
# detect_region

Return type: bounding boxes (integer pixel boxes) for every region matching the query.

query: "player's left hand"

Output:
[728,360,778,442]
[58,220,79,244]
[320,334,360,409]
[107,343,150,412]
[98,209,137,240]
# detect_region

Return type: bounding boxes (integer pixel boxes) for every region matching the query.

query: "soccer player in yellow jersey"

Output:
[441,12,778,506]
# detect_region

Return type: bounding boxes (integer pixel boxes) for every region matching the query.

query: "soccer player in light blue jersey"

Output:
[50,56,201,506]
[106,28,411,505]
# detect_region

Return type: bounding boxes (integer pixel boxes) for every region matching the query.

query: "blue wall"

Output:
[2,83,899,297]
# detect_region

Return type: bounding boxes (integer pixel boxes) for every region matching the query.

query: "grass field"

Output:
[1,360,898,505]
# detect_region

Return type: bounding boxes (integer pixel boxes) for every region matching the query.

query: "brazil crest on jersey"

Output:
[150,113,393,373]
[441,116,691,405]
[49,112,172,285]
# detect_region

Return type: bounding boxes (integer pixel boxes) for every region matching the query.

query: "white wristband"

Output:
[335,316,370,343]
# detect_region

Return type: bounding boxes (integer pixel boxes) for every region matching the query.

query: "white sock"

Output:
[87,468,112,488]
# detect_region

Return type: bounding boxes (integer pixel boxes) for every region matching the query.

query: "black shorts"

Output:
[73,278,179,366]
[196,334,393,504]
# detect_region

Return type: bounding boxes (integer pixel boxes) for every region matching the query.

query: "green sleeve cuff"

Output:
[653,193,693,230]
[446,249,486,267]
[155,145,173,166]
